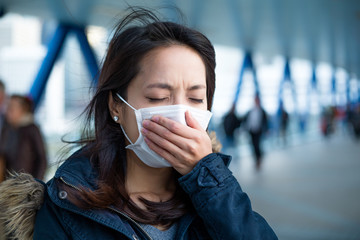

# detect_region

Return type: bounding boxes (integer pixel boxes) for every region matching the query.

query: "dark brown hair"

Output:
[0,80,5,91]
[10,95,34,114]
[63,8,216,226]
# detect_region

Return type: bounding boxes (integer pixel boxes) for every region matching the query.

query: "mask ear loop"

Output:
[116,93,136,111]
[120,125,134,145]
[116,93,137,145]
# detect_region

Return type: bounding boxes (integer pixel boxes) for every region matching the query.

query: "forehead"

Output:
[135,45,206,87]
[7,98,22,111]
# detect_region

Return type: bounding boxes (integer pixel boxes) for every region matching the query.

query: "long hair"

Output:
[62,7,216,226]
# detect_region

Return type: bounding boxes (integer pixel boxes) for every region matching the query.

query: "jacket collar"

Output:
[49,148,227,239]
[49,149,198,240]
[48,150,141,239]
[54,149,98,189]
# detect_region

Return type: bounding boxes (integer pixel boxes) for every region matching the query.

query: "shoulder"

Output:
[33,148,97,238]
[33,179,72,239]
[0,173,45,240]
[19,122,38,129]
[54,147,98,189]
[18,123,42,136]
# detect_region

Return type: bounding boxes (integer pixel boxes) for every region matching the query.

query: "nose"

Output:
[172,95,186,105]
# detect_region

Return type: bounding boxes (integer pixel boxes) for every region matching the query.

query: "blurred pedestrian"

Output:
[222,103,241,152]
[351,104,360,139]
[320,106,336,137]
[245,95,269,170]
[0,95,47,180]
[278,102,289,145]
[0,80,6,132]
[0,80,6,183]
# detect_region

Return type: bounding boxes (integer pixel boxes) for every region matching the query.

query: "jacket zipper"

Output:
[107,206,153,240]
[59,177,153,240]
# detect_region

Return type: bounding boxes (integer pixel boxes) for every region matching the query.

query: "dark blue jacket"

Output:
[34,151,278,239]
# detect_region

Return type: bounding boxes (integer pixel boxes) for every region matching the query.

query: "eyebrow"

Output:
[188,85,206,91]
[146,83,173,90]
[146,83,206,91]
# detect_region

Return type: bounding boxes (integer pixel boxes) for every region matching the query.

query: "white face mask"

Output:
[116,93,213,168]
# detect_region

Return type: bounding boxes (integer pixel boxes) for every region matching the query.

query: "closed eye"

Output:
[190,98,204,103]
[147,97,167,102]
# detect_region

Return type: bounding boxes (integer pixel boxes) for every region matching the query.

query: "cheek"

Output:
[122,108,140,143]
[6,108,15,118]
[6,112,13,122]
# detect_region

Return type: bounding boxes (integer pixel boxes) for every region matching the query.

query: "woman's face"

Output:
[6,98,25,126]
[120,45,207,144]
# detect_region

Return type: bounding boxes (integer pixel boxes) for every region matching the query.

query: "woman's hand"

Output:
[141,111,212,175]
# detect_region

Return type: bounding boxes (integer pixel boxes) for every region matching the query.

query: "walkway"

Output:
[228,132,360,240]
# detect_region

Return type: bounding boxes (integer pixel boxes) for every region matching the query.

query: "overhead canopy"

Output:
[2,0,360,77]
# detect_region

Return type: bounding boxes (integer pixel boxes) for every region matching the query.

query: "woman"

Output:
[0,95,47,180]
[0,9,277,240]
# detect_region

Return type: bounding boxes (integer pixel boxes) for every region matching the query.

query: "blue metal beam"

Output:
[305,64,318,114]
[233,52,258,105]
[29,24,69,108]
[73,26,99,85]
[284,58,291,80]
[346,76,350,104]
[278,57,299,113]
[311,65,317,89]
[29,23,100,110]
[331,69,337,105]
[278,58,291,109]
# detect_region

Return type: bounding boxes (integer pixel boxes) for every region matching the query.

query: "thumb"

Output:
[185,111,202,130]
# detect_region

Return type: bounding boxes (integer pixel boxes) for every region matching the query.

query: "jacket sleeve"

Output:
[17,125,47,180]
[178,153,278,240]
[262,109,269,133]
[29,125,48,180]
[33,187,72,240]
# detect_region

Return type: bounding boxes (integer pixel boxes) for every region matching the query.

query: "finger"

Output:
[147,116,196,139]
[144,136,197,175]
[143,136,178,164]
[143,121,211,158]
[141,127,187,152]
[185,111,203,130]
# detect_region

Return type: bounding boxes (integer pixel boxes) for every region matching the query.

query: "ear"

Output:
[108,92,123,123]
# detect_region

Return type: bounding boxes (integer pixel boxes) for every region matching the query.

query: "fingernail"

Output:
[152,116,159,122]
[141,128,148,134]
[143,120,149,127]
[186,110,192,118]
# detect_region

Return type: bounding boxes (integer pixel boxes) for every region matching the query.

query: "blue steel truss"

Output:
[29,23,99,109]
[233,52,259,106]
[277,58,297,113]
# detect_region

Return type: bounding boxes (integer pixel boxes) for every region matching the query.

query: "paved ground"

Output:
[227,132,360,240]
